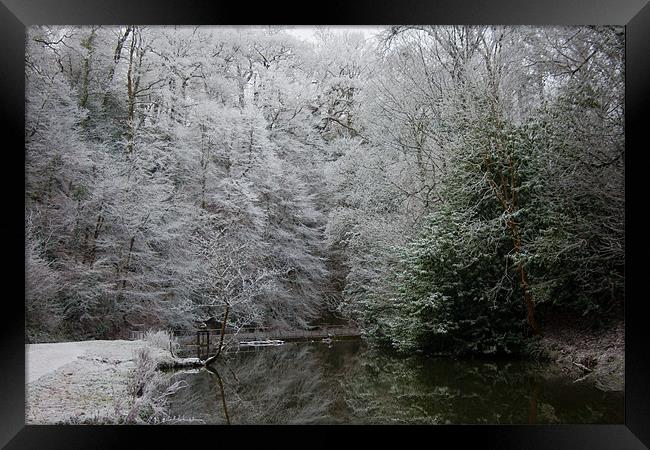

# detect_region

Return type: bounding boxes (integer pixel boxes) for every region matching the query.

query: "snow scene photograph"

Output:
[25,25,624,425]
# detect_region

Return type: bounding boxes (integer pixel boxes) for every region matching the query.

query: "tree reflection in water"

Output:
[166,341,623,424]
[168,343,336,424]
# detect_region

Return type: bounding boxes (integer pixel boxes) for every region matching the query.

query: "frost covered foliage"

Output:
[25,25,624,354]
[376,209,528,354]
[326,26,624,354]
[144,330,179,355]
[123,347,188,424]
[25,26,338,340]
[374,121,550,354]
[25,213,63,342]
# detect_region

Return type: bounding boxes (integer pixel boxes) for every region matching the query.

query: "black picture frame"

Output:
[1,0,648,448]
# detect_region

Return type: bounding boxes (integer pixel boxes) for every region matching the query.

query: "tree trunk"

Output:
[80,227,90,264]
[206,365,231,425]
[103,26,132,109]
[509,221,540,336]
[204,303,229,365]
[216,304,229,356]
[126,29,137,155]
[483,107,541,336]
[518,259,540,335]
[200,124,207,209]
[79,28,96,112]
[121,235,136,290]
[86,211,104,266]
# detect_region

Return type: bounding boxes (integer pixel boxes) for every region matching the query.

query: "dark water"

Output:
[166,340,623,425]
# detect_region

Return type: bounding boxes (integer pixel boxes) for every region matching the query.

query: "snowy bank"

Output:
[26,340,198,424]
[529,319,624,392]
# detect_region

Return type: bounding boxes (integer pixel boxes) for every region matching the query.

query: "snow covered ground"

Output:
[26,341,86,383]
[25,340,167,424]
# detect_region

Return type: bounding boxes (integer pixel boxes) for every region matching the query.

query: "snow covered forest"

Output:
[25,26,624,353]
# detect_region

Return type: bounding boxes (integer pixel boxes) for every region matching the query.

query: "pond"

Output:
[166,339,624,425]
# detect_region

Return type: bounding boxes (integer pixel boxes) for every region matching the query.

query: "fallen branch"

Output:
[573,373,591,383]
[572,361,593,373]
[156,357,204,370]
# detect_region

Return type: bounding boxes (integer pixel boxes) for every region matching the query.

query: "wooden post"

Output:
[197,330,210,360]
